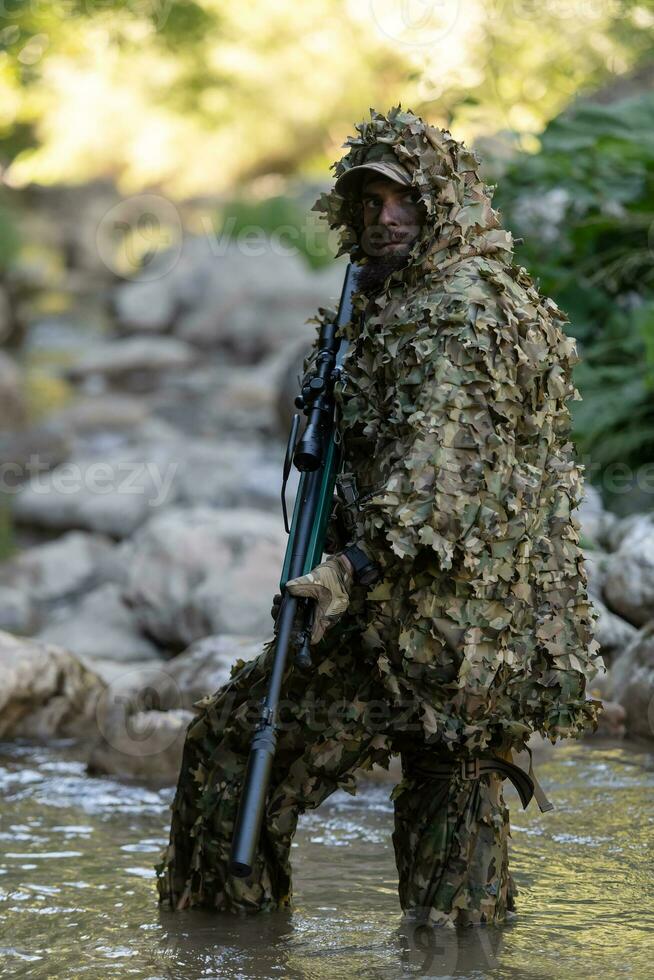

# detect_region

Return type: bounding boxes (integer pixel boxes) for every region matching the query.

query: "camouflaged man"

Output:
[157,107,604,927]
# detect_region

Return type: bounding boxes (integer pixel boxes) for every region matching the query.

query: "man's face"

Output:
[360,176,425,259]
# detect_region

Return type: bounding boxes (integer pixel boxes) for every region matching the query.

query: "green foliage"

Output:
[495,87,654,504]
[0,1,650,195]
[0,192,20,270]
[217,193,333,269]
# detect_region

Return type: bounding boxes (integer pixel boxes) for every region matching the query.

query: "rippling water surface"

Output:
[0,738,652,979]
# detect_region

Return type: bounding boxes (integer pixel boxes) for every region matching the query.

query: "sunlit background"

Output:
[2,1,652,191]
[1,1,654,493]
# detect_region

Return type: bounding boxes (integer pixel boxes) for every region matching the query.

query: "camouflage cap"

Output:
[334,142,412,197]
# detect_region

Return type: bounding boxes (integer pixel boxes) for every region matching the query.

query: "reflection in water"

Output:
[0,738,652,979]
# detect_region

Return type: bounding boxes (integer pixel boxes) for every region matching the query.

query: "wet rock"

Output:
[38,583,161,663]
[122,506,285,650]
[595,699,626,739]
[610,625,654,741]
[88,708,192,781]
[590,596,639,659]
[0,586,36,634]
[0,630,105,738]
[578,483,616,547]
[604,511,651,553]
[0,530,124,607]
[13,445,178,538]
[0,351,26,430]
[603,516,654,626]
[583,549,609,600]
[65,336,195,389]
[164,634,261,707]
[0,424,70,482]
[86,660,189,778]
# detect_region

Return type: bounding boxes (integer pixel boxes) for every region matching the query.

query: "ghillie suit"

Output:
[157,107,603,926]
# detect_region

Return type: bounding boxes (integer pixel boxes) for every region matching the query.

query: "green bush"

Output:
[0,193,20,271]
[495,90,654,510]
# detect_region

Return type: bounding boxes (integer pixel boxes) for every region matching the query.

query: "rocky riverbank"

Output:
[0,185,652,782]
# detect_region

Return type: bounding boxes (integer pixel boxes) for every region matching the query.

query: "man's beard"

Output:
[355,251,410,297]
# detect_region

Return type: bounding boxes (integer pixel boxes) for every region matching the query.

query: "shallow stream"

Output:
[0,738,652,979]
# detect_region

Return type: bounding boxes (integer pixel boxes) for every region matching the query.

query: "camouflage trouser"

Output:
[156,592,516,927]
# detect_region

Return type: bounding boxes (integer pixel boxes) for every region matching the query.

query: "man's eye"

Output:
[363,197,381,208]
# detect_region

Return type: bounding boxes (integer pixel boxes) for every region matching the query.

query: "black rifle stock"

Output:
[229,263,357,878]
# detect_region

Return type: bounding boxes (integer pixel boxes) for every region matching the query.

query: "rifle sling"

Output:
[408,753,552,812]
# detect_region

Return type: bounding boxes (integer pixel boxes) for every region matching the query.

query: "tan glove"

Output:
[285,554,353,645]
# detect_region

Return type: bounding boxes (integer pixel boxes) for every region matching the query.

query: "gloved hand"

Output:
[284,553,354,645]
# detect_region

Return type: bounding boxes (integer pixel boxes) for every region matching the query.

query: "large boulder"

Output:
[13,445,178,538]
[610,625,654,741]
[577,483,616,547]
[0,530,124,606]
[88,709,193,781]
[583,549,640,661]
[122,507,285,650]
[603,515,654,626]
[0,424,70,483]
[12,436,283,539]
[604,512,652,553]
[38,583,161,663]
[47,393,148,438]
[65,336,195,390]
[0,630,105,737]
[0,586,36,634]
[590,596,639,660]
[87,659,194,780]
[163,634,261,707]
[583,549,609,600]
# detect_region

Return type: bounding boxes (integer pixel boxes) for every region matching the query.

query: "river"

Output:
[0,737,652,979]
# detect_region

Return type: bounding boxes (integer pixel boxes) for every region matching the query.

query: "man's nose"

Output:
[378,199,402,227]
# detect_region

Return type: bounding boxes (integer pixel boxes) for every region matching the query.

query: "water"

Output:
[0,738,652,979]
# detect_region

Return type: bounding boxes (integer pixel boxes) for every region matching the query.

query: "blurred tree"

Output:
[0,0,651,196]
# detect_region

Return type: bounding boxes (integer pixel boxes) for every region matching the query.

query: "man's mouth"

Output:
[379,239,409,251]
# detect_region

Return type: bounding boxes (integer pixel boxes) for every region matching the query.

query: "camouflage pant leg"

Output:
[156,641,279,912]
[390,759,515,927]
[157,606,391,913]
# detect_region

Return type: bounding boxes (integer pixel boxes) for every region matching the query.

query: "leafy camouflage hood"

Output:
[312,105,515,278]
